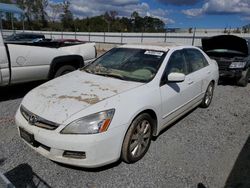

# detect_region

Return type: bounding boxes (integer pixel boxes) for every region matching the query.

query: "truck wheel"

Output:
[237,68,250,87]
[121,113,153,163]
[54,65,76,78]
[200,82,214,108]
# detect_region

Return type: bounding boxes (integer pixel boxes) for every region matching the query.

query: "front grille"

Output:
[20,105,59,130]
[212,56,246,71]
[217,60,231,70]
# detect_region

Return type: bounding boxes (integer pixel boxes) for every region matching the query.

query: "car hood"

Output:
[21,70,143,124]
[202,35,249,56]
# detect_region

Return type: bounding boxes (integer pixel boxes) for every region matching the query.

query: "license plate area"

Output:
[19,127,37,147]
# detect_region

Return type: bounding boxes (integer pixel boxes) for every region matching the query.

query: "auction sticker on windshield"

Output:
[144,51,164,57]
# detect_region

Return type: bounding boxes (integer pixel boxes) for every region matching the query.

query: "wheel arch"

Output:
[48,55,84,79]
[126,108,159,138]
[120,108,159,162]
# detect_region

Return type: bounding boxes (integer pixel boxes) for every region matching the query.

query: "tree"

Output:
[110,11,118,20]
[130,11,145,32]
[131,11,139,19]
[120,17,132,32]
[103,11,118,32]
[49,3,63,23]
[14,0,48,29]
[0,0,167,33]
[60,0,74,30]
[37,0,48,28]
[143,16,165,32]
[104,11,111,32]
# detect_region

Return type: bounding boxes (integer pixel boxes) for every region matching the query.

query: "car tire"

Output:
[237,68,249,87]
[200,82,214,108]
[121,113,153,164]
[54,65,76,78]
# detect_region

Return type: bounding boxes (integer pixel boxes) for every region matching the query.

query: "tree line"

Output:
[0,0,166,32]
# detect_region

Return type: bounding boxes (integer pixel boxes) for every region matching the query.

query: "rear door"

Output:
[184,48,211,94]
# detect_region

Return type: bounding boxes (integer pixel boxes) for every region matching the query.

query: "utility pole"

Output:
[192,27,196,46]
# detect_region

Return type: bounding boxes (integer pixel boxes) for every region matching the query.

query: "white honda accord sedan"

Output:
[15,44,219,168]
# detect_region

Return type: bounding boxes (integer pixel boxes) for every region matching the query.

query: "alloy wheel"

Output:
[129,120,151,158]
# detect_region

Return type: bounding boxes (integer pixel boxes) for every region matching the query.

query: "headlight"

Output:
[61,109,115,134]
[229,62,246,69]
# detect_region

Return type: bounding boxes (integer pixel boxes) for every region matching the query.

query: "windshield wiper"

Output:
[83,68,92,73]
[94,72,125,80]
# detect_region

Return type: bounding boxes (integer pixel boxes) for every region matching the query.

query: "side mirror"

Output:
[168,72,185,82]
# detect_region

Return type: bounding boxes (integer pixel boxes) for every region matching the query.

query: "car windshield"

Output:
[82,48,167,83]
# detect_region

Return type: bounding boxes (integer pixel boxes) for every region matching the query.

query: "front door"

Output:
[160,49,201,129]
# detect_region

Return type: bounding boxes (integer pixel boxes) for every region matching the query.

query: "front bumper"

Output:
[15,108,127,168]
[219,69,243,79]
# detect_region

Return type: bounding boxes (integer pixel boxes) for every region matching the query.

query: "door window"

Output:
[166,50,187,75]
[161,50,187,85]
[184,49,209,73]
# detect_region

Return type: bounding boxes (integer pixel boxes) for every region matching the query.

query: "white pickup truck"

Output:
[0,33,96,86]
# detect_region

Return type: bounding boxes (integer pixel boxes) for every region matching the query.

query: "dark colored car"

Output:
[202,35,250,86]
[5,32,45,42]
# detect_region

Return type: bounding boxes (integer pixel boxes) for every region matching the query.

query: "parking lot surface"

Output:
[0,82,249,188]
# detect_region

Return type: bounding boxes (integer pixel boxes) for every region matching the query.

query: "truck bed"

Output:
[4,40,86,48]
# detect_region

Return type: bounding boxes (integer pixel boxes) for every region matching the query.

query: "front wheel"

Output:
[200,82,214,108]
[121,113,153,163]
[54,65,76,78]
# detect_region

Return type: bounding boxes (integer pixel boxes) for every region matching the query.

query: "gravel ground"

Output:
[0,81,249,188]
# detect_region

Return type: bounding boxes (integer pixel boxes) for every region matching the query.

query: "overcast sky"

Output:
[52,0,250,28]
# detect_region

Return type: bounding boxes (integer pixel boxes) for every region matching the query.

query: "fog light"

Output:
[63,151,86,159]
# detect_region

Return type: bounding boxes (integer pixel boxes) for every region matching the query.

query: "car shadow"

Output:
[218,78,249,87]
[0,81,44,102]
[55,159,122,172]
[224,135,250,188]
[167,82,181,93]
[197,183,207,188]
[152,107,198,141]
[4,163,52,188]
[0,158,7,166]
[196,136,250,188]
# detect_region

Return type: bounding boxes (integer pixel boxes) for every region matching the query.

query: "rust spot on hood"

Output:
[83,80,119,94]
[58,94,101,105]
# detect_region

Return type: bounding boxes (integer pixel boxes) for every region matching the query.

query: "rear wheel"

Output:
[121,113,153,163]
[54,65,76,78]
[200,82,214,108]
[237,68,249,87]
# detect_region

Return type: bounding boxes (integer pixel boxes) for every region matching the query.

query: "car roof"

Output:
[119,43,195,52]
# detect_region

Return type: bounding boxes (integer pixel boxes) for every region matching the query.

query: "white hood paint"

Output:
[22,70,143,124]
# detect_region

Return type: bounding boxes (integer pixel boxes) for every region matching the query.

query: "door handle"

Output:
[207,71,211,74]
[188,81,194,85]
